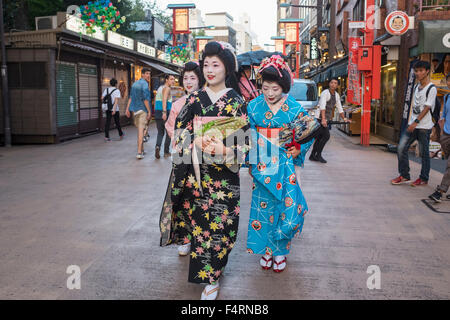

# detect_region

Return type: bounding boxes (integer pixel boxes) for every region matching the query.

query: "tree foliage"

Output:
[3,0,173,36]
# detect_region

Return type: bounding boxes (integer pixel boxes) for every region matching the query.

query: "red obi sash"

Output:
[256,126,301,150]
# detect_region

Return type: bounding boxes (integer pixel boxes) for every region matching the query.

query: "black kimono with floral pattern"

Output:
[160,88,250,284]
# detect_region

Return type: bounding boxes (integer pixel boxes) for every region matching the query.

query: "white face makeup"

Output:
[262,81,284,105]
[183,71,199,94]
[203,56,227,88]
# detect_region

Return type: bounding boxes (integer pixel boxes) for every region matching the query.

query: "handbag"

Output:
[279,113,321,149]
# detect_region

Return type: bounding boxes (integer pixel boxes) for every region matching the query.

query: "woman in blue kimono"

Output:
[247,55,312,272]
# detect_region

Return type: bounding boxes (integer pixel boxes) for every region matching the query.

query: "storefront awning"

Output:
[331,61,348,78]
[140,60,179,76]
[418,20,450,54]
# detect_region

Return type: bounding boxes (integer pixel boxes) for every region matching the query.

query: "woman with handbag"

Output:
[246,55,314,273]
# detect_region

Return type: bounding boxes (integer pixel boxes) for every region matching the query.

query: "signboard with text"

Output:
[65,15,105,41]
[107,31,134,50]
[347,37,362,105]
[285,23,298,43]
[174,8,189,33]
[137,42,156,58]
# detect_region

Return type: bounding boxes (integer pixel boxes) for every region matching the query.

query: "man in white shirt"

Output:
[310,78,350,163]
[391,60,437,187]
[102,78,124,142]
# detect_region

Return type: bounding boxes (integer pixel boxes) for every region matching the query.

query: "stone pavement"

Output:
[1,124,449,300]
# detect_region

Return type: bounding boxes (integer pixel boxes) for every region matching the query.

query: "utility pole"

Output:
[0,0,11,147]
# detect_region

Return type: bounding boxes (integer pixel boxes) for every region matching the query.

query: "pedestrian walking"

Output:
[391,61,438,187]
[126,68,152,160]
[159,41,249,300]
[102,78,124,142]
[165,61,204,144]
[246,55,313,274]
[161,61,203,258]
[429,73,450,202]
[154,74,175,159]
[310,77,350,163]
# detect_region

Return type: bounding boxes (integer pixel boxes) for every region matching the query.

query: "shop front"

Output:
[0,22,181,144]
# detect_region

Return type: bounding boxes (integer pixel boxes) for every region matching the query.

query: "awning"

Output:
[418,20,450,54]
[140,60,180,76]
[60,39,105,54]
[331,60,348,78]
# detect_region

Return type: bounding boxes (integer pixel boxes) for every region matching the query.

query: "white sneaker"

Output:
[201,282,220,300]
[273,255,287,273]
[136,153,144,160]
[178,243,191,256]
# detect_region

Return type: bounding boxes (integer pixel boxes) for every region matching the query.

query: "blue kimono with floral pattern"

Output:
[247,94,312,256]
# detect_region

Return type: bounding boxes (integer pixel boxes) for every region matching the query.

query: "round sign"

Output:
[443,32,450,49]
[385,11,410,36]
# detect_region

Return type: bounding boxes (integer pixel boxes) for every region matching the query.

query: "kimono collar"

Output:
[205,87,232,105]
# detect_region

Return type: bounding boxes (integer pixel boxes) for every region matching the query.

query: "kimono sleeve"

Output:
[292,100,314,167]
[172,93,199,166]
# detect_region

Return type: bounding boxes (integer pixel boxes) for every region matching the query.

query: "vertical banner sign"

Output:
[400,59,419,134]
[285,23,297,43]
[348,37,362,105]
[174,9,189,33]
[310,37,318,60]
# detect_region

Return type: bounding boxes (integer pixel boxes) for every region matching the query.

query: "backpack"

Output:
[102,88,117,112]
[413,84,441,127]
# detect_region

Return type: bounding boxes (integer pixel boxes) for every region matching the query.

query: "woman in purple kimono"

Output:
[246,55,313,273]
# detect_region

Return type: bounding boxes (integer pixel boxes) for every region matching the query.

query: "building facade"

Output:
[204,12,237,49]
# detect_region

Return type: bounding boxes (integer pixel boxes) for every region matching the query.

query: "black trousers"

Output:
[311,125,330,157]
[155,118,171,154]
[105,111,123,138]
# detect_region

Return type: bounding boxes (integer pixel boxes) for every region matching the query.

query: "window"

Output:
[8,62,47,89]
[289,82,318,101]
[353,0,364,21]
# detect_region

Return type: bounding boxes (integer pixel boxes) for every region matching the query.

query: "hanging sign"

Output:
[174,8,189,33]
[310,37,318,60]
[385,11,410,36]
[347,37,362,105]
[107,30,134,50]
[137,42,156,57]
[285,23,297,43]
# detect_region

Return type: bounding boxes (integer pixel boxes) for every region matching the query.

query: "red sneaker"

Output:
[391,176,410,185]
[411,178,428,187]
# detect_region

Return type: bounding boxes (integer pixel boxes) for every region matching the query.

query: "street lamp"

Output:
[167,3,196,47]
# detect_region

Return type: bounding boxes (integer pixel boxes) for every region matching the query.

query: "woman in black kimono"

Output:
[160,42,249,300]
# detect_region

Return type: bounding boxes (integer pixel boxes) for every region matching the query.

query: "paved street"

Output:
[1,123,450,300]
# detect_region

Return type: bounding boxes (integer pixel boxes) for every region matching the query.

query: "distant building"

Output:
[204,12,236,49]
[130,10,166,50]
[235,13,253,54]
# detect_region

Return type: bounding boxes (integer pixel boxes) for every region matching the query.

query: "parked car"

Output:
[289,79,318,115]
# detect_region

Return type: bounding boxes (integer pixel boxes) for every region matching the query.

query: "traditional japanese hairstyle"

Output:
[180,61,205,89]
[258,55,294,93]
[200,41,241,95]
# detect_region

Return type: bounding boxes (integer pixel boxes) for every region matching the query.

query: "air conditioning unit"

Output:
[35,16,58,30]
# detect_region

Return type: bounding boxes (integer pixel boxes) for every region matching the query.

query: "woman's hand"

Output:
[285,146,301,158]
[204,137,230,156]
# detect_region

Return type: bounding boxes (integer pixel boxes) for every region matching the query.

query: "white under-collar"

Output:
[205,86,232,105]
